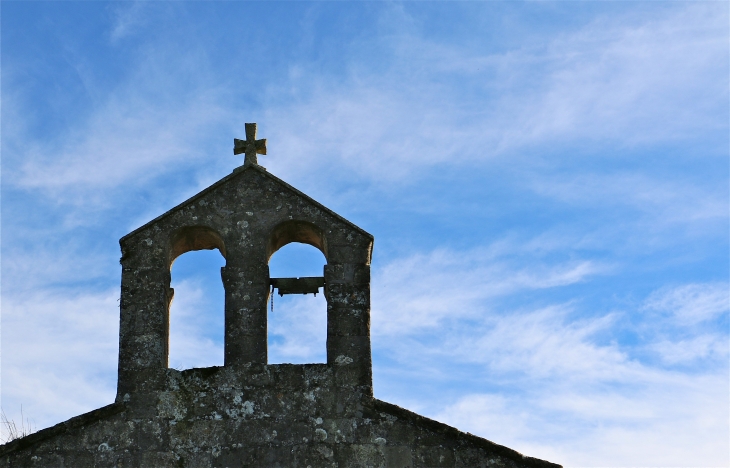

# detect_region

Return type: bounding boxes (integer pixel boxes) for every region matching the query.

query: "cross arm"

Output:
[234,138,267,154]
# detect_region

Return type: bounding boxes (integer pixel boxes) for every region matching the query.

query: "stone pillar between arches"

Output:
[222,256,269,366]
[324,259,372,394]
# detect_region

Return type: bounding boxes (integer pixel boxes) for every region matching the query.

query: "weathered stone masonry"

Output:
[0,162,561,467]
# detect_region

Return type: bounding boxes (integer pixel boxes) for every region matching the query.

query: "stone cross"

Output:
[234,123,267,166]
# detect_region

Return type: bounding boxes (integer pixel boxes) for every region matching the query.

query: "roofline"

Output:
[120,164,373,243]
[366,398,562,468]
[0,403,126,456]
[0,395,560,466]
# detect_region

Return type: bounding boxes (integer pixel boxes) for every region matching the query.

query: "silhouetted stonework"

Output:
[0,163,561,467]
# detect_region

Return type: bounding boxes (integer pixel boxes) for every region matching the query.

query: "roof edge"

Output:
[367,398,562,468]
[0,403,126,456]
[121,164,373,243]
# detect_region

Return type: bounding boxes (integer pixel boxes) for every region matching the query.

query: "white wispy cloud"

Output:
[447,306,628,381]
[426,298,729,466]
[516,4,727,146]
[13,86,230,196]
[436,370,728,467]
[4,2,723,206]
[648,335,728,365]
[643,282,729,326]
[371,245,606,336]
[168,278,225,370]
[268,294,327,365]
[1,291,119,438]
[640,283,729,367]
[3,22,233,207]
[265,2,726,186]
[527,172,727,227]
[109,2,152,43]
[369,242,727,466]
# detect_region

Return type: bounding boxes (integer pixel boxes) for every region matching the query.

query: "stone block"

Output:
[328,307,370,336]
[327,245,372,264]
[324,263,370,284]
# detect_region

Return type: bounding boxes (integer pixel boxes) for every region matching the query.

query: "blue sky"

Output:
[1,2,728,466]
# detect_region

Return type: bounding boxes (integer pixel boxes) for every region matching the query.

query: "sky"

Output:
[1,1,728,466]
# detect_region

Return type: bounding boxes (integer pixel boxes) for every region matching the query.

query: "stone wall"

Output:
[0,365,559,467]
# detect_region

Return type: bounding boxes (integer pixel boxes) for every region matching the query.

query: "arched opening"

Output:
[169,225,227,265]
[268,237,327,364]
[267,220,327,261]
[168,226,226,369]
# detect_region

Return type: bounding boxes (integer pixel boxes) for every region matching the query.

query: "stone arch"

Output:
[169,225,227,267]
[266,220,328,261]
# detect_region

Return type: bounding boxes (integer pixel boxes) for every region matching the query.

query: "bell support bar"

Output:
[270,277,325,296]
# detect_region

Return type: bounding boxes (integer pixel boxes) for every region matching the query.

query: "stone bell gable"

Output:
[0,132,561,467]
[117,164,374,406]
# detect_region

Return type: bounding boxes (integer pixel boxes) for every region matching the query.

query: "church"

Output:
[0,125,560,467]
